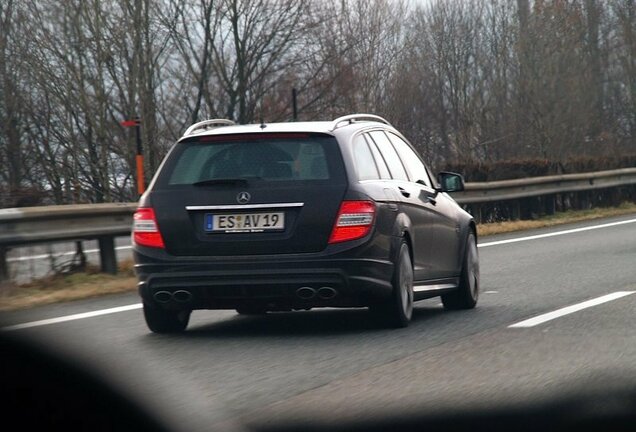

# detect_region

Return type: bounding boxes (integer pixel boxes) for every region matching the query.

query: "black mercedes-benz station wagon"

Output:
[132,114,479,333]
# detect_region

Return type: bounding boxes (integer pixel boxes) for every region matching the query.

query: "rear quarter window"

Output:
[352,135,380,181]
[368,131,409,181]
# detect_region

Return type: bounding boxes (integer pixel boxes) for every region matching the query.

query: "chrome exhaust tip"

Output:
[296,287,316,300]
[317,286,337,300]
[172,290,193,303]
[153,291,172,303]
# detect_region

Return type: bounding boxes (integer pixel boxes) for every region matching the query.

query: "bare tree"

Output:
[0,0,26,204]
[2,0,636,207]
[585,0,604,136]
[612,0,636,141]
[206,0,309,124]
[162,0,222,126]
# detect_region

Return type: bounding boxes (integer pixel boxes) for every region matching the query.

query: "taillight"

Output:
[328,200,376,244]
[132,208,165,248]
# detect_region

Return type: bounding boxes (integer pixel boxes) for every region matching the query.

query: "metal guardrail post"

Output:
[0,247,8,282]
[472,204,482,224]
[511,201,521,220]
[98,236,117,275]
[547,195,555,215]
[75,241,87,270]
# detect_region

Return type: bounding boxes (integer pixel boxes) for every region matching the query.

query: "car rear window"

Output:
[156,133,344,187]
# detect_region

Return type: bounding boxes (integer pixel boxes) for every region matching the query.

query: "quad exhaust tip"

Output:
[317,286,337,300]
[173,290,193,303]
[153,290,193,303]
[296,287,316,300]
[296,286,338,300]
[153,291,172,303]
[157,287,334,303]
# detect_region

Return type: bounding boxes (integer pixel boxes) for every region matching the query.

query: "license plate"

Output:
[204,212,285,233]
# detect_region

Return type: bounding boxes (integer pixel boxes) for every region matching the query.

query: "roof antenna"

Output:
[292,88,298,121]
[259,99,266,129]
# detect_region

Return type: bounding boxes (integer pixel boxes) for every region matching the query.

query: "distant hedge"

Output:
[442,155,636,182]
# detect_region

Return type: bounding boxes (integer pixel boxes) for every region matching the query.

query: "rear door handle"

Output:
[398,187,410,198]
[426,195,437,205]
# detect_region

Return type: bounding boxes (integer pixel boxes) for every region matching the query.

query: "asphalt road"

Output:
[1,214,635,431]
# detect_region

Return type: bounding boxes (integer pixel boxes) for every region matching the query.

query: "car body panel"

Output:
[133,116,475,315]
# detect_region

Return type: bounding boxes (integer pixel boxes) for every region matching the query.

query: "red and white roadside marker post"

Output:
[121,117,145,196]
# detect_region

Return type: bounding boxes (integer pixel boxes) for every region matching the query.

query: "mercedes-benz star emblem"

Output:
[237,191,251,204]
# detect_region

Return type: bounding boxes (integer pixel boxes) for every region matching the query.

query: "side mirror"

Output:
[437,172,465,193]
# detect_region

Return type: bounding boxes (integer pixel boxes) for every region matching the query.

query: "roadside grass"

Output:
[476,201,636,237]
[1,202,635,312]
[0,260,137,312]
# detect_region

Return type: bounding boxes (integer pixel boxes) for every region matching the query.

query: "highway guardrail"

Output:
[451,167,636,222]
[0,203,137,280]
[452,168,636,204]
[0,168,635,280]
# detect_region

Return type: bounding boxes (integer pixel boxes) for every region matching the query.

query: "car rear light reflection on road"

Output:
[328,200,376,244]
[133,208,165,248]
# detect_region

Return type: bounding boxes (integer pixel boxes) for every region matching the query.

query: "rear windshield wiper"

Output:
[193,177,261,187]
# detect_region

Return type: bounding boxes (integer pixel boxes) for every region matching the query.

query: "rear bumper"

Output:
[134,249,394,310]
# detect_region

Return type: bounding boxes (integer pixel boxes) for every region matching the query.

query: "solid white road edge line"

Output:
[1,303,143,332]
[8,245,133,263]
[9,217,636,261]
[3,217,635,331]
[478,217,636,248]
[509,291,636,328]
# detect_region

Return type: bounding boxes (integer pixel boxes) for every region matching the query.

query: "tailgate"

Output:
[150,133,348,256]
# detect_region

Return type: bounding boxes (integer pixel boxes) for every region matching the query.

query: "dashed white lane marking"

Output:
[509,291,636,328]
[1,303,142,332]
[478,218,636,248]
[484,291,499,294]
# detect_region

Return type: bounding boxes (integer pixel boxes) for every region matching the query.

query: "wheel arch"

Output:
[390,211,413,265]
[402,230,414,266]
[469,220,477,243]
[457,217,477,271]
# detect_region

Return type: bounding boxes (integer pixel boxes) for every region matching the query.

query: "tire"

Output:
[442,231,479,310]
[143,303,191,333]
[235,306,267,315]
[373,241,414,328]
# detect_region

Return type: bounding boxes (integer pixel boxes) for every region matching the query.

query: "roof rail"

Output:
[331,114,392,130]
[183,119,236,137]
